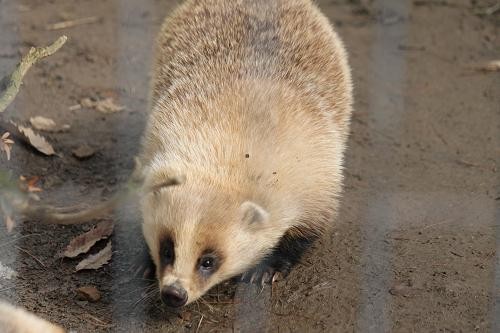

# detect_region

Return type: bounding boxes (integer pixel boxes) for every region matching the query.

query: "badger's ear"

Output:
[240,201,269,226]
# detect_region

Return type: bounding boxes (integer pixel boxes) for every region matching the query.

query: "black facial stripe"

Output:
[159,237,175,268]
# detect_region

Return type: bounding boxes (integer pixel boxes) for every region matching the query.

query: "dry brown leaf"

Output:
[29,116,56,131]
[30,116,70,132]
[63,220,114,258]
[80,97,124,114]
[0,132,14,160]
[19,175,43,193]
[76,241,112,271]
[26,176,42,192]
[0,121,55,156]
[17,125,55,155]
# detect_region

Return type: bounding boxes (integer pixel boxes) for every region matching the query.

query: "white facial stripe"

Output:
[161,274,178,287]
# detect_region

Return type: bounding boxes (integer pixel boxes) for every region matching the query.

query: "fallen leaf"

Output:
[0,132,14,160]
[72,145,95,160]
[19,175,43,193]
[76,286,101,302]
[26,176,42,192]
[17,125,55,156]
[76,241,112,271]
[0,121,54,156]
[80,97,124,114]
[30,116,70,132]
[29,116,56,131]
[63,220,114,258]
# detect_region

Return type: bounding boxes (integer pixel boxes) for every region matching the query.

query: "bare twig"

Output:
[473,60,500,72]
[46,17,99,31]
[83,313,114,328]
[0,163,144,225]
[0,36,67,114]
[14,246,46,268]
[195,315,204,333]
[12,192,125,225]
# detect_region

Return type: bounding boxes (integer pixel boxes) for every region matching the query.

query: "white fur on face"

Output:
[141,185,288,304]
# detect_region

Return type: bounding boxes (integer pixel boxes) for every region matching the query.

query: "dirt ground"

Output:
[0,0,498,332]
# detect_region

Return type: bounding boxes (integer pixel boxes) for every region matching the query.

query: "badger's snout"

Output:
[161,284,188,308]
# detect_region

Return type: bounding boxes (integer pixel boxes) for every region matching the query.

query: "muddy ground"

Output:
[0,0,498,332]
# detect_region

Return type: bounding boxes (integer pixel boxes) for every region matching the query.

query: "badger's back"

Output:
[142,0,352,233]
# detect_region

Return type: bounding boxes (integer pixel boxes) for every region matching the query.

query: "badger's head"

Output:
[140,165,286,307]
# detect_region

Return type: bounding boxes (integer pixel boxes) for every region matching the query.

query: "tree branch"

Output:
[0,35,67,113]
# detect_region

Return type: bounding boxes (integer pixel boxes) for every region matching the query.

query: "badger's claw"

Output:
[239,271,251,282]
[272,271,283,284]
[240,263,290,286]
[261,272,270,286]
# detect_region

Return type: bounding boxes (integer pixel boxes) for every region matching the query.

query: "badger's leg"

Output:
[241,232,317,285]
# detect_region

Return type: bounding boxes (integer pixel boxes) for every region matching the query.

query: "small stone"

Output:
[389,283,411,297]
[72,145,95,160]
[76,286,101,302]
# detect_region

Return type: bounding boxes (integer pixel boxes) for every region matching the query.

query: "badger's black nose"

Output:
[161,285,188,307]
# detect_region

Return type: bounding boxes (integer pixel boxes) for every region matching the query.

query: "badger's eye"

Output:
[201,257,214,269]
[198,254,217,273]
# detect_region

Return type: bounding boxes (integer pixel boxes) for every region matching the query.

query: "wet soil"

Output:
[0,0,499,332]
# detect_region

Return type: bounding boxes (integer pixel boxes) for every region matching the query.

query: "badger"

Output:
[138,0,352,308]
[0,301,65,333]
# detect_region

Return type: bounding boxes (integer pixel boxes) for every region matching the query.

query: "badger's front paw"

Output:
[239,231,316,286]
[240,260,291,286]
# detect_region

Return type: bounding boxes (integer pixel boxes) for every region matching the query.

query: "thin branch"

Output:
[0,36,67,113]
[15,246,46,268]
[11,190,127,225]
[46,17,99,31]
[0,166,144,225]
[1,160,146,226]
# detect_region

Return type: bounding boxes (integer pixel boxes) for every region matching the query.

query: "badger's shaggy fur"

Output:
[139,0,352,306]
[0,301,65,333]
